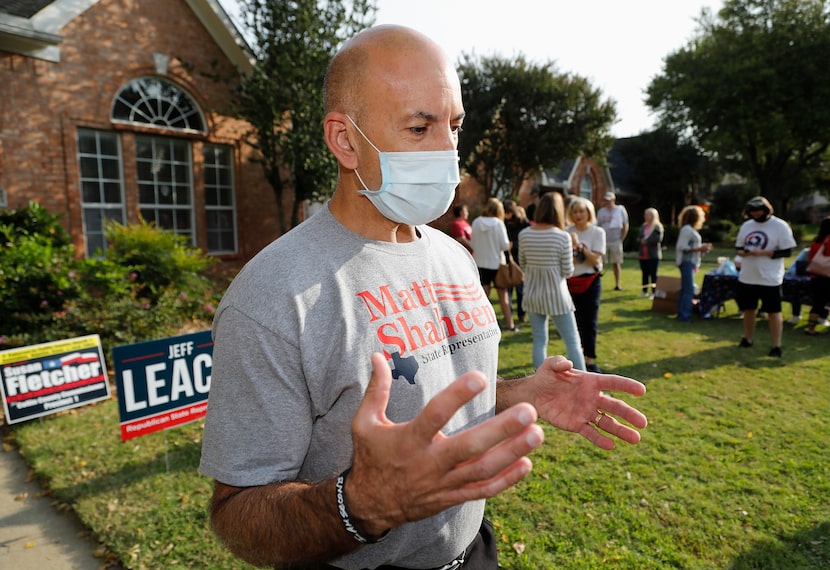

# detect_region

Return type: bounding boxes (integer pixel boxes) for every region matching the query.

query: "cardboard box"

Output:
[651,298,677,314]
[653,276,682,301]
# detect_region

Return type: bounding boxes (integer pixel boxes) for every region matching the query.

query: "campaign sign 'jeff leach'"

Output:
[0,335,111,424]
[112,330,213,441]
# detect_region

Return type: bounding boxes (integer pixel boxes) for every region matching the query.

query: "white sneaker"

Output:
[820,318,830,327]
[786,315,801,324]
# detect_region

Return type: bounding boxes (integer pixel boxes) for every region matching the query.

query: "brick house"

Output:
[0,0,287,268]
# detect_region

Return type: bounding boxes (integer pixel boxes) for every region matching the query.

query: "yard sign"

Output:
[0,334,111,424]
[112,330,213,441]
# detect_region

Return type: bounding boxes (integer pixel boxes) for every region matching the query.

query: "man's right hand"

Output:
[344,353,545,538]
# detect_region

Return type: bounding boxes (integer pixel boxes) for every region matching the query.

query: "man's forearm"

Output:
[496,375,533,413]
[210,479,360,567]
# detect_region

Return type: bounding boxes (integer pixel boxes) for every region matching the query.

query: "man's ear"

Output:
[324,112,358,170]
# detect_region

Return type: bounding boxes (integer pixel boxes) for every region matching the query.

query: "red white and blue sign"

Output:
[112,330,213,441]
[0,335,111,424]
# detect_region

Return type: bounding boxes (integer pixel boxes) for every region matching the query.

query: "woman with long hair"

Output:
[519,192,585,370]
[637,207,664,297]
[471,197,518,331]
[675,205,712,322]
[805,216,830,335]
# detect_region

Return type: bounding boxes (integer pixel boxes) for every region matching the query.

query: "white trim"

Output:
[185,0,254,74]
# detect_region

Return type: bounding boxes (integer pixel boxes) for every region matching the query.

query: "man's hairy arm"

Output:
[210,478,363,568]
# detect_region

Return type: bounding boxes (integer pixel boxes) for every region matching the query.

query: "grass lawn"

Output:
[5,253,829,569]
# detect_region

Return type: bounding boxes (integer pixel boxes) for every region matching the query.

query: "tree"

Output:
[646,0,830,214]
[614,128,716,226]
[233,0,375,233]
[457,54,616,199]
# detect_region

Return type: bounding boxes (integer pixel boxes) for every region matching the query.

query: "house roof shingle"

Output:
[0,0,55,18]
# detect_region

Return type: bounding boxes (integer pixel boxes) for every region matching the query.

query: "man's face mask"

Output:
[346,115,460,226]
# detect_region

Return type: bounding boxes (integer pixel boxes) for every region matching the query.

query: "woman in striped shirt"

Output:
[518,192,586,370]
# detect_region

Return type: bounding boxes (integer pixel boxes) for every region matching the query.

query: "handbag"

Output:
[494,251,524,289]
[806,239,830,278]
[567,271,599,294]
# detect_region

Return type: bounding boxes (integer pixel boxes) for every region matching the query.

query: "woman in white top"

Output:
[471,197,518,332]
[565,197,606,373]
[519,192,585,370]
[675,205,712,323]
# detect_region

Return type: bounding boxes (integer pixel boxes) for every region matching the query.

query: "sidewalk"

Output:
[0,438,115,569]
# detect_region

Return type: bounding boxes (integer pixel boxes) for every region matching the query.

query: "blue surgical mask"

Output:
[346,115,460,225]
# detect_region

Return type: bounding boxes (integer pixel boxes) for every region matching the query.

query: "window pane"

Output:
[156,209,173,229]
[99,135,118,156]
[159,185,174,204]
[84,209,103,232]
[104,182,122,203]
[138,184,155,204]
[77,131,98,154]
[175,209,192,231]
[102,157,120,180]
[82,181,101,203]
[79,157,99,178]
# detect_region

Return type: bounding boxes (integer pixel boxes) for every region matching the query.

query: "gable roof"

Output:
[0,0,253,71]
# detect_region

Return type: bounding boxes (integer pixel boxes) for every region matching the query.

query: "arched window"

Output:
[111,77,206,134]
[76,77,237,257]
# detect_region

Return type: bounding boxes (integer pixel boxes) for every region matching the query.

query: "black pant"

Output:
[322,519,497,570]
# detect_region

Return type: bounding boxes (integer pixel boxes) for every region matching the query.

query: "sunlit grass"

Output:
[7,252,829,569]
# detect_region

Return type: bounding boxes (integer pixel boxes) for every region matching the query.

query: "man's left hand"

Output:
[532,356,647,450]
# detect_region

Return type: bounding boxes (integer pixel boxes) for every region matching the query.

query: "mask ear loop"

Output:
[345,115,382,154]
[345,115,382,192]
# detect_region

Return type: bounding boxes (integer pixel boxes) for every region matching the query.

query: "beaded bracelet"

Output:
[335,468,388,544]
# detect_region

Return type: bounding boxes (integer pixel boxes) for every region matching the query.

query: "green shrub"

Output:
[0,207,221,355]
[103,218,215,304]
[0,203,80,339]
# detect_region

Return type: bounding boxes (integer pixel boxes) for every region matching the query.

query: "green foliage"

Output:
[103,219,215,305]
[0,203,81,338]
[613,128,716,224]
[646,0,830,214]
[458,53,616,198]
[0,205,220,356]
[233,0,376,232]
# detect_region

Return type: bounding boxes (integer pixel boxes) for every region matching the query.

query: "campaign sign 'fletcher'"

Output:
[112,330,213,441]
[1,335,111,424]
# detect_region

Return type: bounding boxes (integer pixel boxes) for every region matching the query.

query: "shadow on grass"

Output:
[44,438,205,505]
[728,521,830,569]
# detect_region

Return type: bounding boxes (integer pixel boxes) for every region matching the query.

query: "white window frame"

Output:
[203,143,237,254]
[135,135,196,244]
[77,129,126,257]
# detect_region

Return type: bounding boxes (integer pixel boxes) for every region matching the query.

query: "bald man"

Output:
[200,25,647,570]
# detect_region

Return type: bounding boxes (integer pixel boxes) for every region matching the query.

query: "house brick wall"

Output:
[0,0,287,264]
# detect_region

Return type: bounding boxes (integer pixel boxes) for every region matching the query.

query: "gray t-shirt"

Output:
[199,204,501,569]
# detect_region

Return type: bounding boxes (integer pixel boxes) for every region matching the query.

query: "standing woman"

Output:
[472,197,518,332]
[638,207,664,297]
[805,216,830,336]
[504,200,531,323]
[566,197,606,373]
[675,205,712,323]
[519,192,585,370]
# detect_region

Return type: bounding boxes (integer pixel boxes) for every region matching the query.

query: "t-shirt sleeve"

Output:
[200,307,313,487]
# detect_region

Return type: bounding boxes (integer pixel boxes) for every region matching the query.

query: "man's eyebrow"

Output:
[410,111,466,122]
